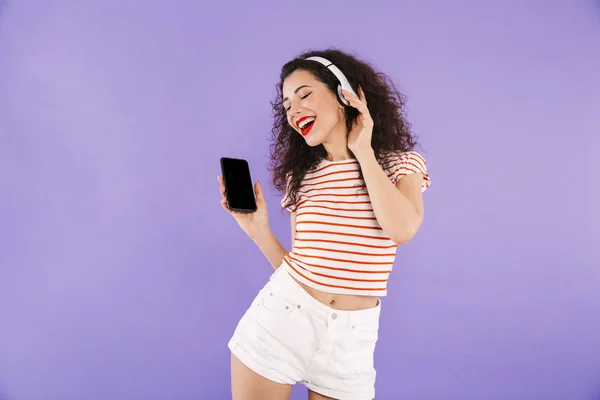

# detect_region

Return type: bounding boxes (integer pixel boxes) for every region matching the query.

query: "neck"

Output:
[322,125,353,162]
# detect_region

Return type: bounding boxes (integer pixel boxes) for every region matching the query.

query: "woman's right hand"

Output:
[218,176,270,241]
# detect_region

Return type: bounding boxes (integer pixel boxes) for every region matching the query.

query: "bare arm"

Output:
[355,150,425,245]
[291,211,297,247]
[252,212,296,270]
[343,87,426,245]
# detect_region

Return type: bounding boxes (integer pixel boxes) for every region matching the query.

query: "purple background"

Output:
[1,0,599,399]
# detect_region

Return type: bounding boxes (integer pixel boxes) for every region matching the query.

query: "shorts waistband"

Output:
[268,266,381,328]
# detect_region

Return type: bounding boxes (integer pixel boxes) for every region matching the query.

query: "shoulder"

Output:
[379,150,431,191]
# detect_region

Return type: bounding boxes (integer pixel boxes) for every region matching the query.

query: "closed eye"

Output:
[284,92,312,112]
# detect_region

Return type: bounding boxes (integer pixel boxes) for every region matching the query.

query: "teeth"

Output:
[298,117,315,129]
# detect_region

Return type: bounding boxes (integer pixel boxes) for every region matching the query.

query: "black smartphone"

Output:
[220,157,257,213]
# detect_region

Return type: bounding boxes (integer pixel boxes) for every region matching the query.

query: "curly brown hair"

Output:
[268,48,419,211]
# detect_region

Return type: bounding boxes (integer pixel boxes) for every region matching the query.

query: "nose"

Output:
[290,103,302,115]
[290,105,302,123]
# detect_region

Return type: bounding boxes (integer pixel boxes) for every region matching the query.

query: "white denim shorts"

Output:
[228,265,381,400]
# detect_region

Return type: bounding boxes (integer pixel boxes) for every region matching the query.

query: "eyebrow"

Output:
[282,85,312,103]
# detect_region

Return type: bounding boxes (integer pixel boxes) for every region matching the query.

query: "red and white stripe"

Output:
[281,151,430,296]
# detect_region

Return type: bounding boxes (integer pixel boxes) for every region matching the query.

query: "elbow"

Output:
[389,219,422,246]
[390,228,417,246]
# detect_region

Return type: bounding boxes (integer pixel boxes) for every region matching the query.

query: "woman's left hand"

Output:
[344,86,374,158]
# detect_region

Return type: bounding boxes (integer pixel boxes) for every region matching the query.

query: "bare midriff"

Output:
[289,274,379,311]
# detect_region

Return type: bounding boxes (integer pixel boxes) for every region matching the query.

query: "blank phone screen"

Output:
[221,158,257,212]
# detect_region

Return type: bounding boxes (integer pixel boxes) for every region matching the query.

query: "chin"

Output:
[300,127,329,147]
[302,133,326,147]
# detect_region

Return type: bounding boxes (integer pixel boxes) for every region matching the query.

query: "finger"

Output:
[221,199,239,217]
[342,88,357,100]
[343,88,363,102]
[345,94,370,115]
[255,181,265,202]
[254,181,261,198]
[358,86,367,106]
[342,89,364,105]
[220,198,229,211]
[348,98,371,120]
[344,86,368,108]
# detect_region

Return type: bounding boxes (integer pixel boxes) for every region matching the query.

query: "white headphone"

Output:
[304,56,358,106]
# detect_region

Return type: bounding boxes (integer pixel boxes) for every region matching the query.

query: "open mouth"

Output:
[296,116,316,136]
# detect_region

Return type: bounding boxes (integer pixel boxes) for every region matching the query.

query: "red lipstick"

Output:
[296,116,316,136]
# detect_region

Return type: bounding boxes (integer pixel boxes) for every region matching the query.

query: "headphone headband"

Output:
[304,56,357,105]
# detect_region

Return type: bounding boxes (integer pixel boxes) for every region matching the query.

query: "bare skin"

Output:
[222,182,378,400]
[288,211,379,311]
[231,354,293,400]
[307,389,336,400]
[222,68,425,399]
[231,351,336,400]
[291,278,379,310]
[218,178,379,312]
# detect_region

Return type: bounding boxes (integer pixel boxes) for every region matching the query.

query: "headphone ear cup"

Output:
[337,85,349,106]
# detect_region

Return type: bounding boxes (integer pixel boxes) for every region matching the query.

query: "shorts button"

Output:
[331,313,338,320]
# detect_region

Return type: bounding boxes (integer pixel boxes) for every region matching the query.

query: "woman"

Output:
[218,49,431,400]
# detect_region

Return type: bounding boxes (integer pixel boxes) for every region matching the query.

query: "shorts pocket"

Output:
[259,289,295,314]
[350,323,379,344]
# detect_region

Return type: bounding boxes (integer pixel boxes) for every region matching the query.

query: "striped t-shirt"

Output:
[280,151,431,297]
